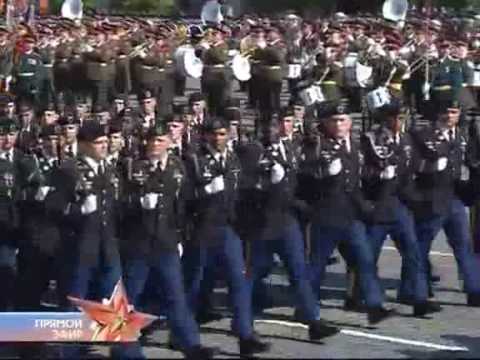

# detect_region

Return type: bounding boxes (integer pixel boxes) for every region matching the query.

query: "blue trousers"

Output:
[310,220,384,310]
[182,226,253,339]
[0,244,16,310]
[367,201,429,303]
[124,251,200,351]
[415,197,480,295]
[249,220,319,321]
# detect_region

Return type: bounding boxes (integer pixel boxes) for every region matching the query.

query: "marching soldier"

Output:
[0,119,23,311]
[182,117,271,357]
[0,27,14,93]
[299,100,394,325]
[238,117,339,339]
[121,124,217,359]
[360,102,442,316]
[16,124,64,310]
[16,101,40,154]
[411,98,480,306]
[58,115,80,159]
[47,121,122,306]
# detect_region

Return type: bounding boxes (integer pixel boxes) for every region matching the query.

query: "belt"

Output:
[205,64,225,68]
[141,65,154,70]
[433,85,452,91]
[118,55,127,59]
[43,64,54,68]
[57,58,69,63]
[263,65,281,69]
[18,73,34,77]
[321,81,337,85]
[389,83,402,91]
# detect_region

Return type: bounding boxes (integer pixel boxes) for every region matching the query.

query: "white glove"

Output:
[204,176,225,194]
[270,163,286,184]
[141,193,159,210]
[436,157,448,171]
[380,165,396,180]
[177,243,183,258]
[327,158,343,176]
[34,186,52,201]
[80,194,98,215]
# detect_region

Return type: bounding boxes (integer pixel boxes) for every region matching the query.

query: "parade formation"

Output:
[1,1,480,358]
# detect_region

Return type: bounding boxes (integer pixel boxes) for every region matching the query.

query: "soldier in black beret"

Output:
[182,116,271,357]
[299,100,395,325]
[16,101,40,154]
[58,114,80,158]
[120,123,217,359]
[138,89,159,134]
[0,118,23,311]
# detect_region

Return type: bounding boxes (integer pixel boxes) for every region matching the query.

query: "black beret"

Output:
[436,98,461,114]
[139,90,154,101]
[108,121,124,135]
[18,101,33,113]
[145,122,169,139]
[203,117,229,132]
[78,121,107,142]
[58,114,80,126]
[317,100,351,119]
[189,92,206,104]
[40,124,62,138]
[0,119,19,134]
[165,113,185,123]
[280,106,295,119]
[378,99,406,119]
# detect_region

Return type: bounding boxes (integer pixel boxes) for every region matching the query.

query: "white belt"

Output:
[18,73,34,77]
[43,64,54,68]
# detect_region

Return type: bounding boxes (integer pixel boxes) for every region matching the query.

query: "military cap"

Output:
[0,93,15,105]
[317,100,351,119]
[138,89,154,101]
[145,122,169,140]
[203,117,229,132]
[189,92,206,104]
[0,119,19,134]
[40,124,62,138]
[78,121,107,142]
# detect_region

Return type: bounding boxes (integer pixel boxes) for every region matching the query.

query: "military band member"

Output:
[121,124,217,360]
[182,117,271,357]
[411,99,480,306]
[201,27,230,116]
[300,101,394,325]
[14,36,42,104]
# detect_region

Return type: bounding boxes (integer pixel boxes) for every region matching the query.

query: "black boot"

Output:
[308,320,339,341]
[239,335,271,357]
[185,345,219,360]
[367,307,395,325]
[343,297,366,313]
[467,293,480,307]
[413,301,443,317]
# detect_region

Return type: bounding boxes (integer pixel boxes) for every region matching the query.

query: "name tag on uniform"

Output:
[27,59,37,65]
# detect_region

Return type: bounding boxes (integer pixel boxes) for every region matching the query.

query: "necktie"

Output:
[98,161,105,176]
[5,152,11,162]
[448,129,454,142]
[219,154,225,168]
[341,139,348,153]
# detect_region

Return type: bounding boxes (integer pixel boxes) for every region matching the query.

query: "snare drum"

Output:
[367,86,391,110]
[287,64,302,79]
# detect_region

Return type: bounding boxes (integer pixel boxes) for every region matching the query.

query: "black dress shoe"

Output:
[413,301,443,317]
[467,293,480,307]
[344,298,366,313]
[309,320,339,341]
[185,345,219,360]
[239,335,271,357]
[430,274,441,283]
[367,307,395,325]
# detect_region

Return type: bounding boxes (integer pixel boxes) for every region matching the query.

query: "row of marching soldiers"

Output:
[2,83,480,358]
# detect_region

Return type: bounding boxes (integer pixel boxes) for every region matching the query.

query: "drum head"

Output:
[356,62,373,88]
[183,48,203,79]
[232,54,251,81]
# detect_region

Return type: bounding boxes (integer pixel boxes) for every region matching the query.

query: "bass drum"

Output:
[174,45,203,79]
[344,52,372,88]
[231,53,251,82]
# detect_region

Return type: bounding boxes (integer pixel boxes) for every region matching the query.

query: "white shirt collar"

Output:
[83,156,101,174]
